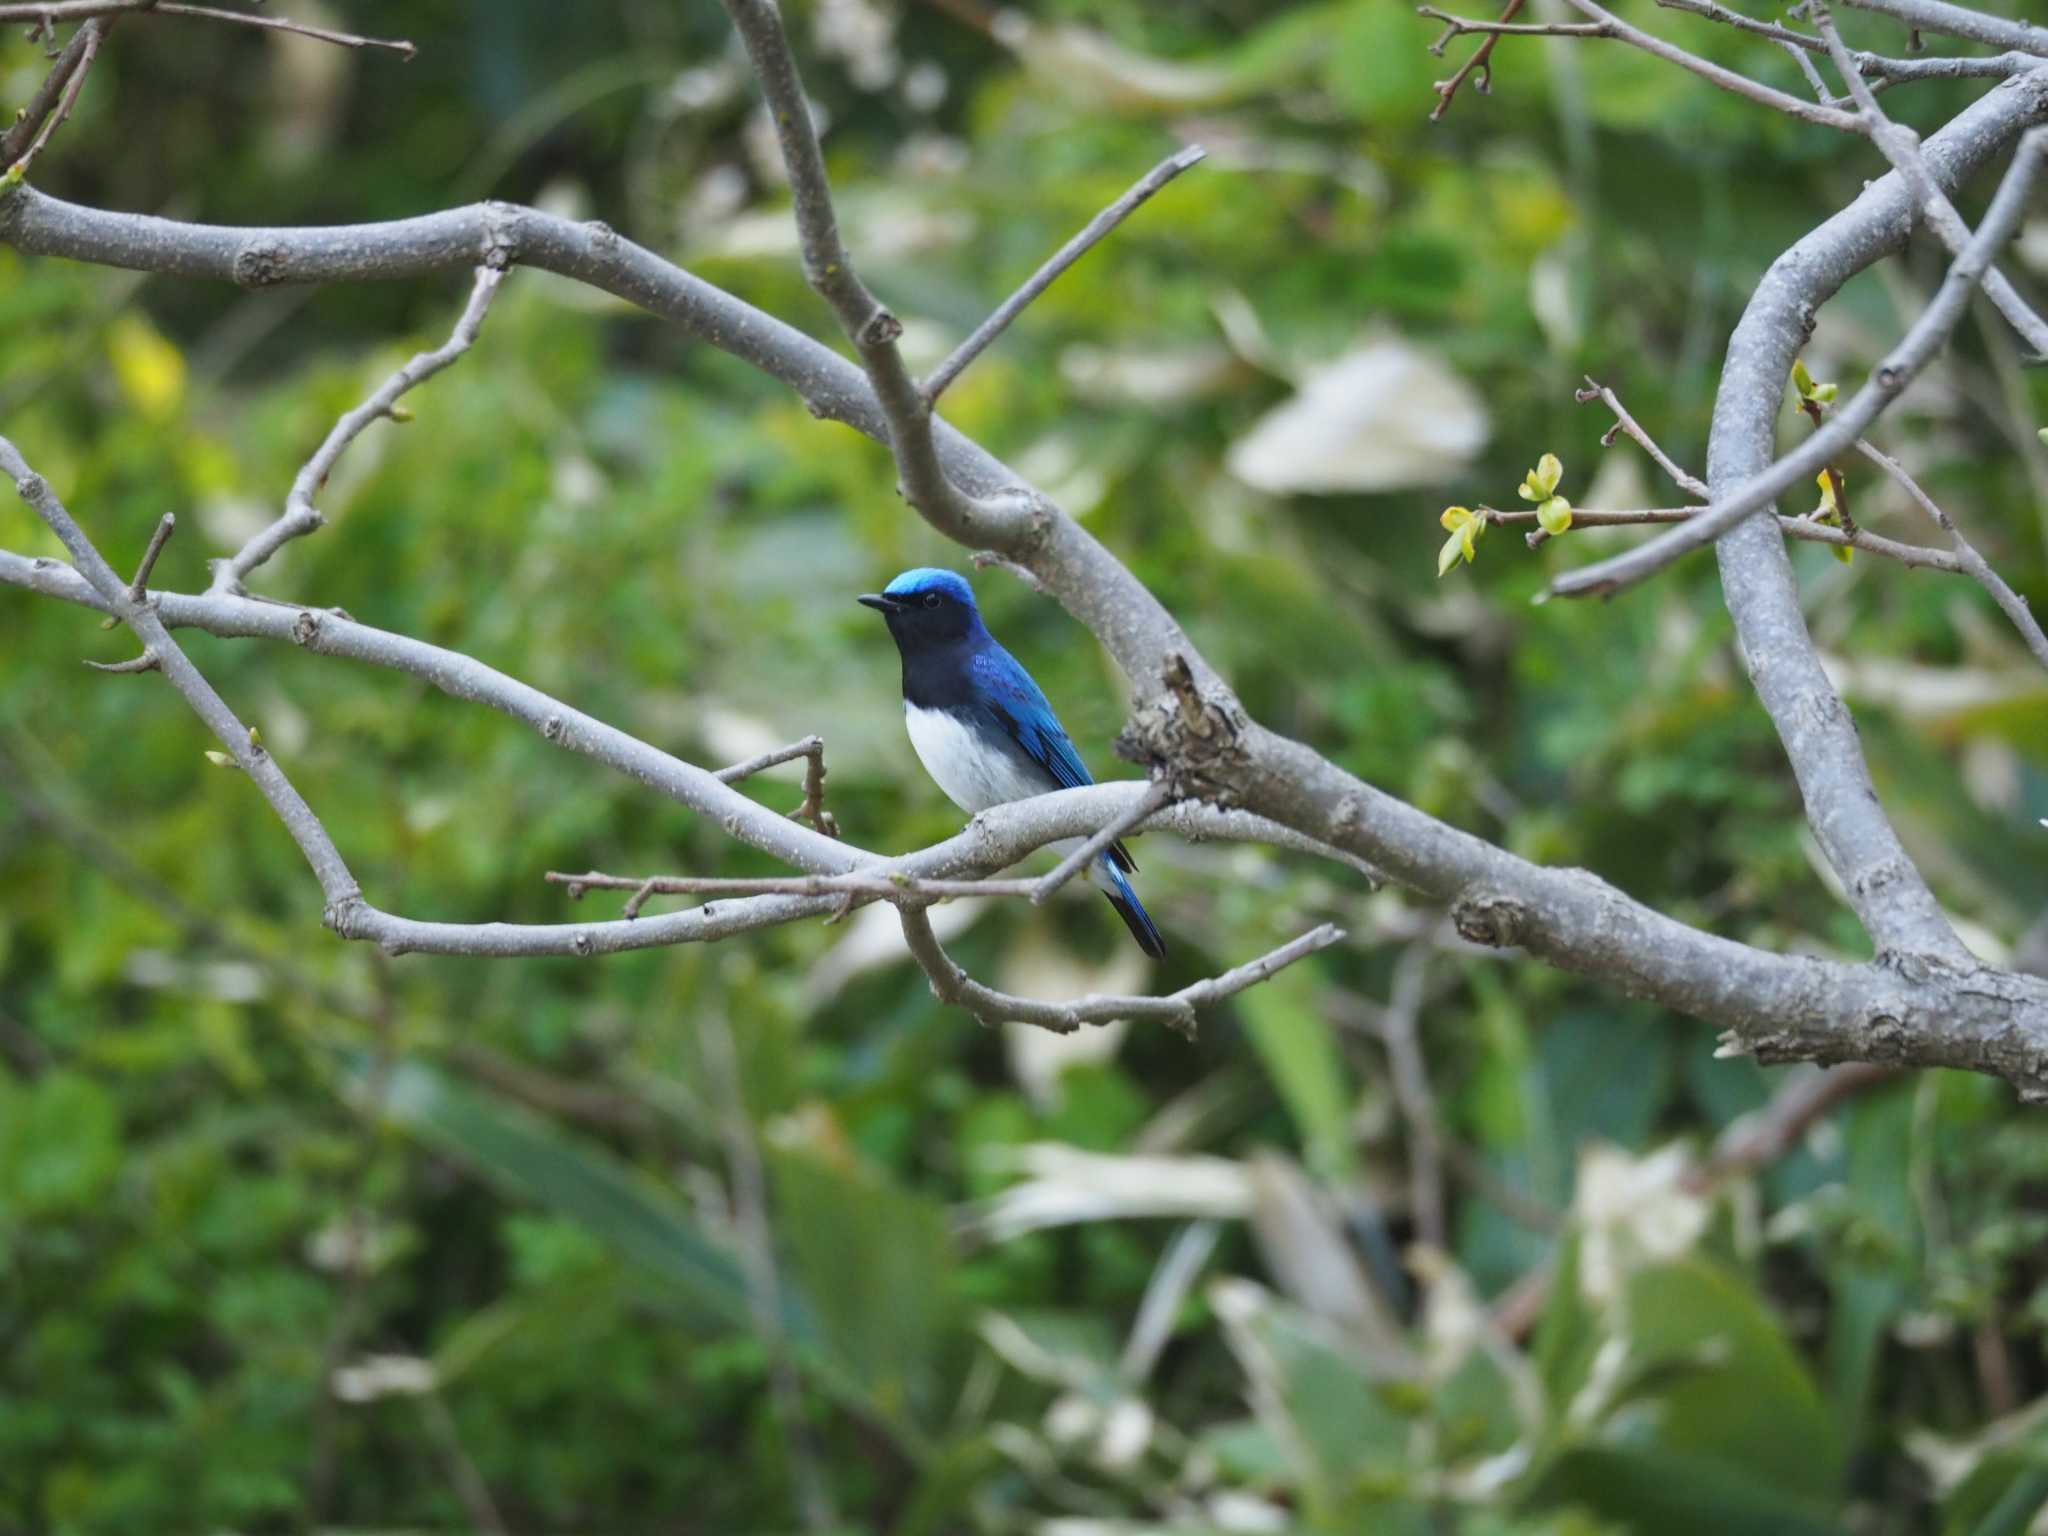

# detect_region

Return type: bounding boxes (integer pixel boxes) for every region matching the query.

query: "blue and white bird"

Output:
[859,568,1166,959]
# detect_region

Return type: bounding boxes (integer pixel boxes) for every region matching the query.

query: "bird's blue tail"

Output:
[1100,858,1166,959]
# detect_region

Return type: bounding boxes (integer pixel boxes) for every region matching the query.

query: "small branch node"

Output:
[1452,890,1531,949]
[858,308,903,349]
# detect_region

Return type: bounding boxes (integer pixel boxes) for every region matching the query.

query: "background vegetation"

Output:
[4,1,2048,1531]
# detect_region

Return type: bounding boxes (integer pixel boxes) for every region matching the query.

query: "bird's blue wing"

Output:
[970,645,1139,875]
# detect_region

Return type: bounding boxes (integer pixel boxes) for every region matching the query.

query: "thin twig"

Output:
[6,14,107,177]
[1781,33,1838,102]
[1852,437,2048,669]
[148,2,416,57]
[0,17,98,167]
[1655,0,1824,51]
[83,647,158,674]
[1423,5,1604,41]
[0,0,140,14]
[924,146,1205,403]
[1030,778,1173,904]
[714,734,837,836]
[1576,378,1710,499]
[899,904,1341,1037]
[0,0,415,56]
[215,266,505,594]
[549,867,1043,906]
[1424,0,1529,122]
[126,511,174,603]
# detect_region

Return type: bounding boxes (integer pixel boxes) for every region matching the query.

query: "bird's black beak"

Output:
[857,593,902,613]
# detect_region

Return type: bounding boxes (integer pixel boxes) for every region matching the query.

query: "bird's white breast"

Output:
[904,703,1046,814]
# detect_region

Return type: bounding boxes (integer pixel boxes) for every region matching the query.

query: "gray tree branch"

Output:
[1841,0,2048,57]
[1699,118,2047,966]
[9,9,2048,1090]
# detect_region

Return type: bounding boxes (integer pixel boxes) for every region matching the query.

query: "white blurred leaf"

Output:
[1226,336,1489,494]
[2018,216,2048,275]
[1244,1153,1401,1353]
[1122,1220,1221,1383]
[1000,928,1147,1109]
[979,1310,1121,1392]
[262,0,352,170]
[1574,1141,1709,1305]
[1529,248,1582,356]
[1010,433,1116,522]
[965,1145,1254,1242]
[1210,1278,1415,1502]
[1820,652,2048,723]
[1059,343,1241,407]
[999,16,1239,108]
[1904,1395,2048,1498]
[331,1353,436,1403]
[1204,1491,1293,1532]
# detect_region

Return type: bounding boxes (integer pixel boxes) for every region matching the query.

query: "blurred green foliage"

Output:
[4,1,2048,1531]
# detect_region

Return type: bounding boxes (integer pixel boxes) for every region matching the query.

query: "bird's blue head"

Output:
[858,567,984,649]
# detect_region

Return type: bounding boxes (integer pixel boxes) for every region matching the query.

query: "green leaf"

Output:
[1527,1445,1840,1536]
[1945,1447,2048,1536]
[1825,1087,1915,1439]
[1615,1259,1840,1500]
[1438,528,1469,577]
[1,1069,121,1217]
[1537,496,1573,536]
[1212,1279,1417,1521]
[1519,452,1564,501]
[376,1060,762,1332]
[1438,505,1485,577]
[768,1142,958,1428]
[1239,965,1354,1181]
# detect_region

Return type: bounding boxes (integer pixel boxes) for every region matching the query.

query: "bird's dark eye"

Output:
[922,591,940,609]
